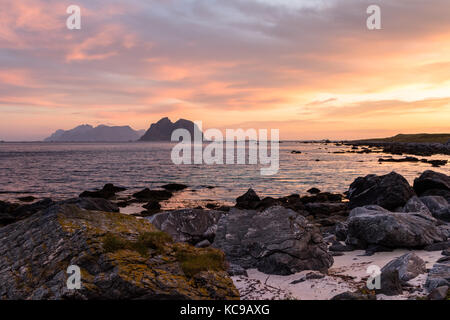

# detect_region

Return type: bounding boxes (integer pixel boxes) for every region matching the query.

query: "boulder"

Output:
[376,269,403,296]
[348,172,416,210]
[212,206,333,275]
[334,222,348,241]
[420,196,450,222]
[380,253,426,284]
[402,196,431,216]
[426,259,450,291]
[414,170,450,196]
[0,204,238,300]
[148,209,223,245]
[428,286,449,300]
[424,241,450,252]
[235,188,261,209]
[346,205,446,248]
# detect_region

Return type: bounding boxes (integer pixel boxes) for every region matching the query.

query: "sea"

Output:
[0,141,449,210]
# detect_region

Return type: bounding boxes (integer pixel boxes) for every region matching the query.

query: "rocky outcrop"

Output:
[148,209,223,245]
[402,196,431,216]
[139,117,203,141]
[59,197,119,213]
[380,253,427,284]
[0,198,54,226]
[348,172,416,210]
[346,205,446,248]
[414,171,450,201]
[213,206,333,275]
[420,196,450,222]
[0,204,238,300]
[235,188,260,209]
[161,183,188,191]
[79,184,126,199]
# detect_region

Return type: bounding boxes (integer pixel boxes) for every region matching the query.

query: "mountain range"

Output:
[44,118,202,142]
[44,125,145,142]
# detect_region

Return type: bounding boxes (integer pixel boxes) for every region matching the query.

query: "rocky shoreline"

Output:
[0,170,449,300]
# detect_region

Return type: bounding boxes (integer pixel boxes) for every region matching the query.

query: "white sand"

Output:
[232,249,443,300]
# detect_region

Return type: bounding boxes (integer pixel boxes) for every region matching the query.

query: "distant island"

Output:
[139,117,203,141]
[44,124,145,142]
[353,133,450,144]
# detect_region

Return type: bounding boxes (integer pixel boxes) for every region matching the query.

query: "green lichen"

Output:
[103,231,173,257]
[175,247,227,277]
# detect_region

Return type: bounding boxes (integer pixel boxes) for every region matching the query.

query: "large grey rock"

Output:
[426,259,450,291]
[376,269,403,296]
[0,204,239,300]
[346,205,446,248]
[380,253,426,283]
[403,196,431,216]
[212,206,333,275]
[428,286,449,300]
[414,170,450,196]
[420,196,450,222]
[348,172,415,210]
[148,209,223,245]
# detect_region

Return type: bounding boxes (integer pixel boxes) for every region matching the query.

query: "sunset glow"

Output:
[1,0,449,140]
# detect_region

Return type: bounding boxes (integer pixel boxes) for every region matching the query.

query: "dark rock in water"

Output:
[291,150,302,154]
[348,172,416,210]
[212,206,333,275]
[414,170,450,196]
[300,192,343,204]
[346,205,446,248]
[0,204,238,299]
[426,259,450,290]
[17,196,36,202]
[304,202,348,217]
[59,197,119,213]
[79,183,126,199]
[132,188,173,201]
[256,197,281,210]
[331,292,376,300]
[428,286,449,300]
[420,196,450,222]
[380,253,426,284]
[376,269,403,296]
[307,187,321,194]
[428,160,448,167]
[148,209,223,245]
[142,201,161,214]
[0,198,55,226]
[378,156,420,163]
[424,241,450,252]
[161,183,188,191]
[235,188,261,209]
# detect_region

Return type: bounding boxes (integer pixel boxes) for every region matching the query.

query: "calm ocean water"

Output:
[0,142,449,209]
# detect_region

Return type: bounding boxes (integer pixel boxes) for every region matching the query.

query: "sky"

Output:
[0,0,449,141]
